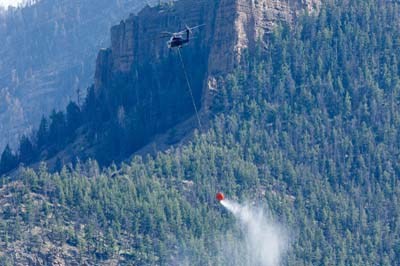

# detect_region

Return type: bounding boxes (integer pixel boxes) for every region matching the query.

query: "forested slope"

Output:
[0,0,400,265]
[0,0,155,151]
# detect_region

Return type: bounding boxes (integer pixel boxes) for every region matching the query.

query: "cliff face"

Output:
[6,0,320,166]
[95,0,320,120]
[91,0,321,153]
[0,0,320,165]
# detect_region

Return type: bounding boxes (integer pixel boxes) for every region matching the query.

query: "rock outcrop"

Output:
[94,0,320,135]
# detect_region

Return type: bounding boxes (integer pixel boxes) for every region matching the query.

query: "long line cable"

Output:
[177,47,202,130]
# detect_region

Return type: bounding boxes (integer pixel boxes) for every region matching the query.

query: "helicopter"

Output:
[161,24,205,48]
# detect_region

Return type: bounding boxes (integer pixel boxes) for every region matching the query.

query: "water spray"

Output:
[216,193,287,266]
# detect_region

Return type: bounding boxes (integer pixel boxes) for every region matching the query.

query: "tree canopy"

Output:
[0,0,400,264]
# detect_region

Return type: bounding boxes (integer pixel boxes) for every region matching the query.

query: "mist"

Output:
[220,199,288,266]
[0,0,21,7]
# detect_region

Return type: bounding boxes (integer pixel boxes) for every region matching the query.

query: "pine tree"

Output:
[49,110,67,150]
[0,145,18,175]
[36,116,49,150]
[18,135,35,164]
[66,101,82,136]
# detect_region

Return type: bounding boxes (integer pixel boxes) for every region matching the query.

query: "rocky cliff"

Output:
[1,0,321,168]
[93,0,320,141]
[97,0,319,82]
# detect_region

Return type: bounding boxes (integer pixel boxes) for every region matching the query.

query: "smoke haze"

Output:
[0,0,26,8]
[221,199,288,266]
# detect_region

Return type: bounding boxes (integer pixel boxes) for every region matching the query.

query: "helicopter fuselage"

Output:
[167,29,190,48]
[168,36,189,48]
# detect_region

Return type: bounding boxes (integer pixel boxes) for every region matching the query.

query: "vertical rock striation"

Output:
[96,0,320,89]
[94,0,319,134]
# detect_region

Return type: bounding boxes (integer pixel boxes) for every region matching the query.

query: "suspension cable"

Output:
[177,47,202,130]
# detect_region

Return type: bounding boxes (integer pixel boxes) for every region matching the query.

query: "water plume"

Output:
[220,199,288,266]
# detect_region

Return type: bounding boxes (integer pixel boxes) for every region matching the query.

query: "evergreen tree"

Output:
[36,116,49,150]
[0,145,18,175]
[66,101,82,136]
[48,110,67,150]
[18,135,35,164]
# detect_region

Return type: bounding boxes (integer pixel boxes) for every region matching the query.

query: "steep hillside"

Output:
[0,0,400,265]
[2,0,319,169]
[0,0,157,151]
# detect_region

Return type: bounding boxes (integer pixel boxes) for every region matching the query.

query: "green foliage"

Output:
[18,135,35,164]
[1,0,400,264]
[66,101,82,137]
[0,145,18,174]
[36,116,49,150]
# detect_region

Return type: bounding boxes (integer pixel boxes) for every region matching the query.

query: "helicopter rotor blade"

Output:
[160,31,174,36]
[175,29,187,35]
[188,24,206,31]
[185,24,193,34]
